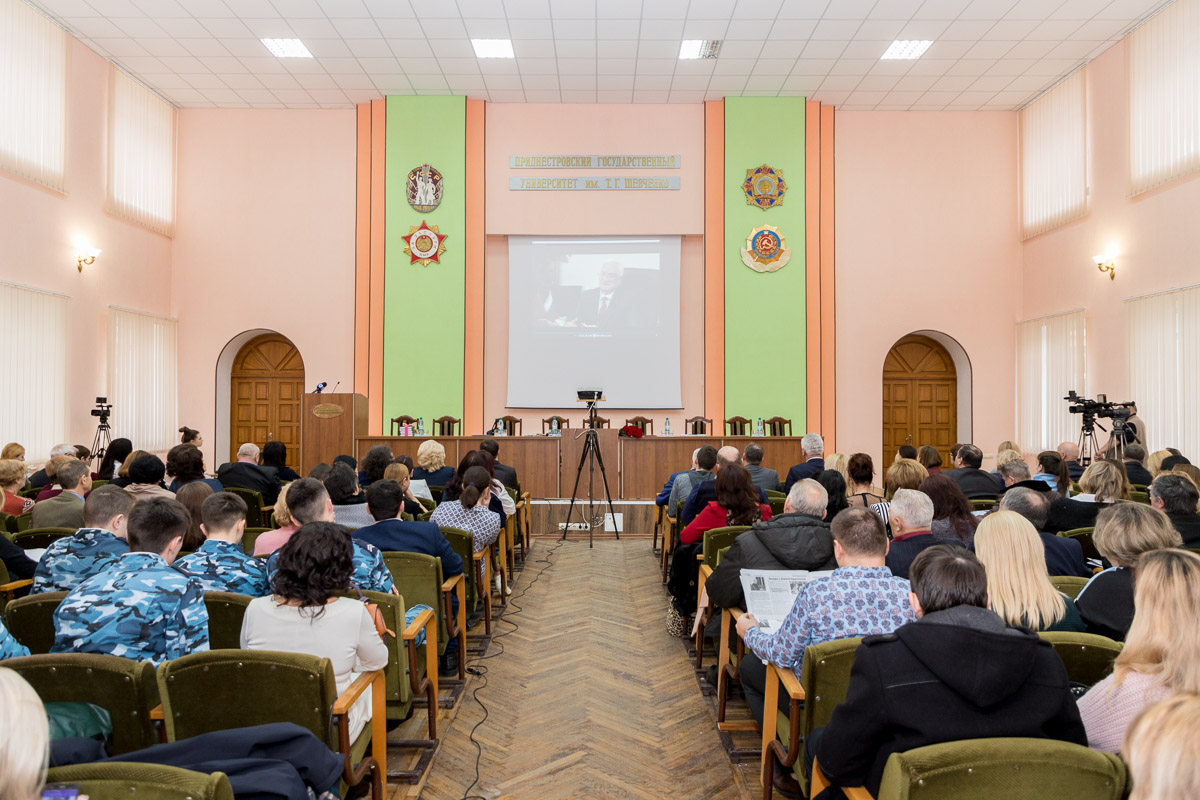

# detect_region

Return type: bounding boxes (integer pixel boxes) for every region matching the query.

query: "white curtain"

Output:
[1020,68,1087,240]
[1127,285,1200,457]
[0,282,69,461]
[107,67,176,236]
[1128,0,1200,196]
[0,0,67,192]
[1016,310,1087,453]
[107,307,178,453]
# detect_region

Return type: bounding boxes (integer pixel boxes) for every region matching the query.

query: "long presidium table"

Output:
[355,435,809,500]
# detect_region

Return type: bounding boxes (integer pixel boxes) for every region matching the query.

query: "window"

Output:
[1016,310,1086,452]
[1127,285,1200,457]
[1020,68,1087,239]
[107,307,178,452]
[0,282,69,460]
[107,67,176,235]
[0,0,67,191]
[1129,0,1200,196]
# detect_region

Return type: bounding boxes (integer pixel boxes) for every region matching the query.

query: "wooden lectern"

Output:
[301,393,367,474]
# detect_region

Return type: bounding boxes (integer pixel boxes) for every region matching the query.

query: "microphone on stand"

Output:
[330,381,341,393]
[313,381,328,394]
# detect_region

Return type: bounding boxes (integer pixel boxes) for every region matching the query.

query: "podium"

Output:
[301,392,367,473]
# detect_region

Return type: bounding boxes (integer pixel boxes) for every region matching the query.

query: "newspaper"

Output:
[738,569,819,634]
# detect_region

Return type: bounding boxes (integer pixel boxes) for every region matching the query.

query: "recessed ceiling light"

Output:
[680,40,722,59]
[472,38,514,59]
[261,38,312,58]
[881,40,933,60]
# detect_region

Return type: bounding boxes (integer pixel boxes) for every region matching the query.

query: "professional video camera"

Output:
[90,396,112,423]
[90,397,113,467]
[1063,391,1136,463]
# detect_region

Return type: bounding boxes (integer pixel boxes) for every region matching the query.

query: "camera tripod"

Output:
[90,416,112,467]
[561,400,619,548]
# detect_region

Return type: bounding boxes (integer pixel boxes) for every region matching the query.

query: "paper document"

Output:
[739,569,819,634]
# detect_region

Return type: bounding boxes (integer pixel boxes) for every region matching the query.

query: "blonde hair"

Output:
[383,462,410,483]
[1080,460,1131,502]
[1093,503,1181,568]
[1125,693,1200,800]
[272,489,292,528]
[825,453,849,495]
[416,440,446,472]
[44,454,74,481]
[118,450,150,479]
[997,440,1020,455]
[884,458,929,499]
[996,449,1023,469]
[0,668,48,800]
[1148,449,1173,478]
[974,511,1066,630]
[0,443,23,461]
[0,460,24,491]
[1114,549,1200,693]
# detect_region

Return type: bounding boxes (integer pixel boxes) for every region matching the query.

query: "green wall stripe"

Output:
[723,97,806,430]
[384,96,467,425]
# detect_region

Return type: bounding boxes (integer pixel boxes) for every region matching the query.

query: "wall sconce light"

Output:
[1093,253,1116,281]
[76,247,100,273]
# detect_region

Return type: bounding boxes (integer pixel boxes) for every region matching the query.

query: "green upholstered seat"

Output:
[1038,631,1122,687]
[1130,490,1150,504]
[1049,575,1090,600]
[5,590,66,654]
[89,479,110,489]
[12,527,74,550]
[225,487,266,528]
[1061,527,1101,562]
[338,588,424,727]
[382,552,453,659]
[15,511,31,531]
[417,496,436,512]
[45,763,234,800]
[203,592,252,650]
[440,527,480,615]
[241,527,270,555]
[765,489,786,500]
[714,546,731,567]
[429,486,443,503]
[769,497,786,517]
[969,499,996,511]
[0,511,17,534]
[7,653,160,755]
[702,526,750,568]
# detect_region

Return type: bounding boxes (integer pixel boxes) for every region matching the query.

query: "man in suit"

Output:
[479,439,518,491]
[576,261,638,329]
[28,443,76,489]
[998,459,1054,496]
[742,442,780,493]
[1057,441,1086,483]
[1122,443,1154,487]
[31,459,90,529]
[1151,473,1200,547]
[945,444,1004,498]
[667,445,718,515]
[998,488,1090,577]
[681,446,768,525]
[217,442,282,505]
[783,433,825,494]
[884,489,963,579]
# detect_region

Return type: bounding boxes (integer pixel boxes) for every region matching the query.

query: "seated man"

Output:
[997,458,1053,495]
[896,445,918,461]
[997,488,1090,578]
[355,480,464,579]
[33,485,133,593]
[30,458,91,529]
[1151,473,1200,547]
[1122,443,1154,487]
[28,443,75,488]
[784,433,825,494]
[681,446,768,526]
[667,445,718,515]
[707,479,835,611]
[175,492,269,596]
[217,442,283,505]
[810,545,1086,799]
[944,444,1003,499]
[51,497,210,664]
[1058,441,1086,483]
[656,449,698,508]
[743,443,780,493]
[479,438,519,491]
[885,489,964,579]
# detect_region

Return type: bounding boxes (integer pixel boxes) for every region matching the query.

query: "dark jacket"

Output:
[745,463,781,493]
[1040,532,1090,578]
[216,462,282,505]
[681,481,768,526]
[1044,497,1104,534]
[815,605,1087,797]
[354,518,463,577]
[1167,510,1200,548]
[413,465,455,487]
[784,458,824,494]
[493,461,519,491]
[1066,460,1085,482]
[29,468,51,489]
[1076,567,1134,641]
[886,532,963,579]
[1123,461,1154,487]
[946,467,1004,499]
[706,514,835,609]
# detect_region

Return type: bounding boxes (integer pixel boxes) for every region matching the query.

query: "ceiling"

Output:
[30,0,1170,110]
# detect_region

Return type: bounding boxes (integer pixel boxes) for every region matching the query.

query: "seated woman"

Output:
[241,523,388,741]
[178,425,203,448]
[323,462,370,530]
[1075,459,1133,503]
[414,441,455,487]
[1124,693,1200,799]
[1079,549,1200,752]
[824,453,849,491]
[260,440,301,482]
[382,462,425,517]
[166,444,223,493]
[869,458,930,533]
[991,447,1023,483]
[442,451,509,529]
[974,511,1084,632]
[429,466,501,575]
[846,452,884,508]
[124,454,176,502]
[175,481,214,550]
[920,473,978,545]
[0,459,34,516]
[916,445,943,475]
[253,490,300,555]
[93,437,132,481]
[1077,503,1181,640]
[1032,450,1070,496]
[0,443,24,461]
[816,469,849,522]
[34,455,77,502]
[357,445,395,490]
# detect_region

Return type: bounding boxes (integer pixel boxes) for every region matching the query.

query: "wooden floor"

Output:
[398,539,755,800]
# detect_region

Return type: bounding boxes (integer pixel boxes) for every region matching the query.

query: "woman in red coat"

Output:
[681,463,772,545]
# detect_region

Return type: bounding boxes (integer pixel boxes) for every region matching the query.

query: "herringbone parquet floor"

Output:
[416,539,752,800]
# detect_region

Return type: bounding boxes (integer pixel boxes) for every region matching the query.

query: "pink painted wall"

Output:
[0,39,173,458]
[1022,41,1200,406]
[834,110,1023,467]
[172,108,356,468]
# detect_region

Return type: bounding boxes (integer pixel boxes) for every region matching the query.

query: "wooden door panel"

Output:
[883,335,958,468]
[231,334,305,472]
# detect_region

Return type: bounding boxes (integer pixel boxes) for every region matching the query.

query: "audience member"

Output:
[0,511,36,585]
[0,670,46,800]
[333,454,358,472]
[680,463,771,547]
[742,442,780,493]
[916,445,942,474]
[1122,443,1154,486]
[175,480,214,550]
[93,437,132,481]
[1160,454,1191,473]
[824,453,849,493]
[1151,473,1200,546]
[30,459,90,529]
[476,449,516,517]
[815,470,848,521]
[1032,450,1070,496]
[28,443,75,488]
[667,445,718,515]
[681,447,767,526]
[34,455,76,501]
[323,461,371,530]
[429,467,501,580]
[165,444,223,493]
[1124,693,1200,800]
[260,440,300,482]
[997,457,1052,495]
[845,453,883,507]
[33,485,133,593]
[869,458,930,534]
[895,444,917,461]
[945,444,1003,498]
[123,454,175,502]
[707,479,835,611]
[395,455,433,502]
[1058,441,1086,482]
[178,426,203,447]
[1174,463,1200,496]
[74,444,90,463]
[947,443,964,466]
[885,489,963,579]
[479,438,519,491]
[0,442,24,461]
[0,459,33,516]
[992,447,1024,483]
[51,497,210,664]
[241,522,387,740]
[308,462,332,482]
[809,545,1086,799]
[176,492,268,596]
[358,445,395,489]
[998,488,1090,577]
[997,439,1021,456]
[252,488,299,555]
[920,474,978,545]
[1147,449,1173,479]
[356,480,463,579]
[375,463,422,517]
[217,442,283,505]
[784,433,825,493]
[974,511,1085,632]
[1074,459,1132,504]
[414,440,454,487]
[443,450,511,527]
[1077,503,1181,640]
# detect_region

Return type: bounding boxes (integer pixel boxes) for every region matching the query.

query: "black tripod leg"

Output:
[591,442,620,541]
[561,435,593,540]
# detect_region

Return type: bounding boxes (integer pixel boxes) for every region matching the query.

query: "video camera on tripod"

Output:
[90,397,113,466]
[1064,391,1136,464]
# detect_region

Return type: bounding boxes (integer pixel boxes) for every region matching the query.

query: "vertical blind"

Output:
[0,283,69,461]
[0,0,67,192]
[1127,285,1200,458]
[107,67,176,236]
[1129,0,1200,196]
[1016,310,1087,453]
[107,307,178,453]
[1020,68,1088,240]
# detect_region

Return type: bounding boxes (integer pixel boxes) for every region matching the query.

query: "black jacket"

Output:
[493,461,519,491]
[354,518,463,577]
[886,532,964,579]
[706,514,835,609]
[1076,567,1134,641]
[1167,510,1200,548]
[1044,497,1103,533]
[1039,532,1091,578]
[784,458,824,494]
[216,462,283,505]
[946,467,1003,499]
[815,605,1086,796]
[1123,461,1154,487]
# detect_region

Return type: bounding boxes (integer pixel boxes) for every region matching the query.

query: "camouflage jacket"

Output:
[0,619,29,661]
[266,538,394,595]
[176,539,270,597]
[33,528,130,594]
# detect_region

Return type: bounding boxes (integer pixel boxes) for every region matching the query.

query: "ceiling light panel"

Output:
[261,38,313,58]
[471,38,515,58]
[679,39,722,59]
[881,39,934,59]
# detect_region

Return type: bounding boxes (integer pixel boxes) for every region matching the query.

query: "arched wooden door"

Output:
[883,334,957,467]
[230,333,304,472]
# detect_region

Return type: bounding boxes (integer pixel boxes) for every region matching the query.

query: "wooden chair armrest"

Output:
[402,608,435,640]
[729,606,744,621]
[403,607,439,740]
[699,563,712,577]
[441,573,464,593]
[0,579,33,594]
[331,669,388,793]
[812,758,873,800]
[332,668,383,716]
[772,662,805,701]
[149,704,164,721]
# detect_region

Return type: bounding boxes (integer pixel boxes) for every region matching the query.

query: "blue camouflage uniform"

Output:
[266,539,395,595]
[0,618,29,660]
[175,539,270,597]
[51,552,210,665]
[33,528,130,594]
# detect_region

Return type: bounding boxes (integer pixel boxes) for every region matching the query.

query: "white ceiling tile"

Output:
[893,74,938,90]
[1047,39,1101,59]
[388,38,434,58]
[634,74,671,89]
[668,90,707,102]
[398,57,441,73]
[759,40,805,58]
[673,58,716,74]
[636,58,677,74]
[965,40,1015,59]
[117,57,170,73]
[357,56,403,73]
[781,75,821,92]
[637,40,679,58]
[407,74,450,89]
[558,58,597,74]
[257,73,299,88]
[596,89,632,101]
[235,88,278,103]
[181,73,226,89]
[855,19,904,39]
[642,0,688,18]
[294,73,337,88]
[559,74,595,87]
[824,0,880,19]
[840,40,889,58]
[164,88,209,103]
[344,38,391,57]
[1027,57,1078,75]
[725,19,773,38]
[745,75,784,90]
[811,19,861,39]
[671,74,710,89]
[91,38,148,57]
[218,39,266,56]
[238,56,288,73]
[198,56,246,72]
[707,75,748,89]
[552,19,594,38]
[682,19,728,37]
[559,87,595,99]
[504,0,551,19]
[438,56,482,72]
[767,20,815,40]
[62,17,126,37]
[712,57,756,74]
[285,18,338,37]
[867,58,915,75]
[429,38,475,57]
[525,89,562,101]
[922,40,972,58]
[639,18,684,38]
[447,75,487,91]
[969,75,1012,91]
[981,19,1038,39]
[793,57,835,73]
[308,88,350,102]
[989,89,1034,105]
[919,89,961,103]
[904,58,954,75]
[512,39,556,56]
[868,0,922,18]
[485,74,523,90]
[477,57,518,72]
[344,88,382,101]
[881,90,925,103]
[776,0,832,19]
[847,90,888,104]
[960,0,1016,19]
[752,58,796,74]
[488,90,529,101]
[596,0,643,18]
[984,57,1035,75]
[464,18,511,37]
[912,0,972,19]
[197,18,253,37]
[329,18,379,37]
[419,18,467,37]
[319,56,364,71]
[280,55,327,72]
[158,55,208,71]
[1003,39,1055,58]
[955,89,996,104]
[331,73,374,88]
[1072,18,1131,40]
[733,0,781,16]
[1047,0,1102,19]
[240,17,296,37]
[718,40,765,58]
[316,0,371,17]
[39,0,104,16]
[596,74,634,89]
[686,0,735,16]
[1096,0,1164,19]
[801,40,847,58]
[598,19,640,38]
[268,0,322,15]
[597,39,638,57]
[372,74,412,90]
[111,17,170,37]
[820,74,862,90]
[560,40,596,56]
[827,58,873,75]
[944,58,994,76]
[896,19,951,39]
[517,57,556,73]
[932,74,973,91]
[303,39,353,57]
[1027,19,1084,39]
[942,19,996,39]
[856,74,899,91]
[506,17,555,36]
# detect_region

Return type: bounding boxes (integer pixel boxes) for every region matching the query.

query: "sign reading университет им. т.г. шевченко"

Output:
[509,154,681,168]
[509,176,680,190]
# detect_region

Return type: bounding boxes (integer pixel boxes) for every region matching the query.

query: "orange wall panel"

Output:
[704,101,725,427]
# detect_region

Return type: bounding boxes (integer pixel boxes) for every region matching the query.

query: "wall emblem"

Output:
[402,222,448,266]
[743,164,787,209]
[406,163,443,213]
[741,225,792,273]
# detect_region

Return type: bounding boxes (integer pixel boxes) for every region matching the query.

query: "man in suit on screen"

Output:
[576,261,638,329]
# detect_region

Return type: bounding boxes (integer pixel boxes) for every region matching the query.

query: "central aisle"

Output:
[420,539,748,800]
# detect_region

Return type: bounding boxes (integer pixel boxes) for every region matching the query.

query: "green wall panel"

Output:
[384,96,466,426]
[723,97,806,430]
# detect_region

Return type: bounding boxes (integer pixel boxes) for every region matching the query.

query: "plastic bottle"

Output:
[417,417,424,436]
[754,417,764,437]
[551,417,559,437]
[498,419,506,437]
[663,417,671,436]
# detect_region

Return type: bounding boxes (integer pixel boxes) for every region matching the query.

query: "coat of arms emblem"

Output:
[743,164,787,209]
[740,225,792,273]
[407,163,443,213]
[402,222,447,266]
